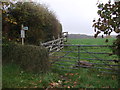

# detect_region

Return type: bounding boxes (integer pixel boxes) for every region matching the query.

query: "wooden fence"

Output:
[41,32,68,55]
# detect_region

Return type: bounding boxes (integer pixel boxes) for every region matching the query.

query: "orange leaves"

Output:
[69,73,74,76]
[62,73,80,88]
[49,80,62,88]
[49,82,59,87]
[4,17,17,25]
[67,86,70,88]
[73,81,77,84]
[47,72,80,88]
[63,80,78,88]
[49,81,62,88]
[65,73,78,76]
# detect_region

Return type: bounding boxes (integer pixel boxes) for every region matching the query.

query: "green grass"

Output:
[53,38,118,73]
[3,38,119,88]
[3,63,118,88]
[3,64,60,88]
[68,38,115,45]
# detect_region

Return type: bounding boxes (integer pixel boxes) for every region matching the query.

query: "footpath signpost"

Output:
[21,24,28,45]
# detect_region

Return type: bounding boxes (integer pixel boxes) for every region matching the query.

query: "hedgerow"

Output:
[2,43,50,73]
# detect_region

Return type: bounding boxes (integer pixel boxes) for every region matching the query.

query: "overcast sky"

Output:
[38,0,116,35]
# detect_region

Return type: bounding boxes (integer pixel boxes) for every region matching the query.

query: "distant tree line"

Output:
[2,2,62,45]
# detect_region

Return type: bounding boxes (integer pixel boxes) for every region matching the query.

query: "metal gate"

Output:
[49,44,119,74]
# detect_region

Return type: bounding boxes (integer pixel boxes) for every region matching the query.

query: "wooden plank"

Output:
[42,37,64,45]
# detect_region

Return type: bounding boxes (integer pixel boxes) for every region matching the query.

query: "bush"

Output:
[3,2,62,45]
[2,43,50,73]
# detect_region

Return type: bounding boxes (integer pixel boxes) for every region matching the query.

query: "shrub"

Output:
[2,43,50,73]
[2,2,62,45]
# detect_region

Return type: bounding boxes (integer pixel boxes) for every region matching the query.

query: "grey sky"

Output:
[38,0,116,35]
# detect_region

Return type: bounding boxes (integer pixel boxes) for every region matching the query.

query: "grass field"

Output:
[3,38,119,88]
[52,38,118,72]
[68,38,115,45]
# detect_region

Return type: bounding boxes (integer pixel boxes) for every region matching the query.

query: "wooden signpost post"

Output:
[21,24,28,45]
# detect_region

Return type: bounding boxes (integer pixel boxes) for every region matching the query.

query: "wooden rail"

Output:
[41,32,68,55]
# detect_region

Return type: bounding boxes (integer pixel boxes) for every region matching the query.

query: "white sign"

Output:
[23,27,28,30]
[21,30,25,38]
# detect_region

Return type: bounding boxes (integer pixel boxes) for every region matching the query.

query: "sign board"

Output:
[23,27,28,30]
[21,30,25,38]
